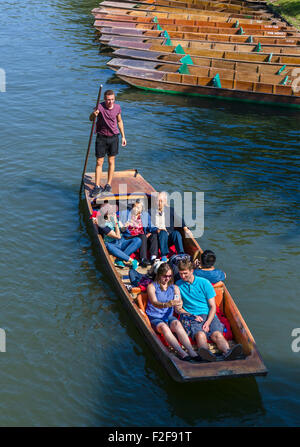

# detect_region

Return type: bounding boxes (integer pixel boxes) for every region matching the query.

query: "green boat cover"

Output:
[178,63,190,74]
[277,64,286,74]
[212,73,222,88]
[180,54,194,65]
[254,43,262,53]
[174,44,185,54]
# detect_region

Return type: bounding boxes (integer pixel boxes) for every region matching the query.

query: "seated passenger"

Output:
[151,192,190,262]
[119,199,158,267]
[146,263,199,362]
[94,203,141,269]
[193,250,226,284]
[176,259,243,362]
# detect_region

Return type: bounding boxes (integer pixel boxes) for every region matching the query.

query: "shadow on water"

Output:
[78,196,265,426]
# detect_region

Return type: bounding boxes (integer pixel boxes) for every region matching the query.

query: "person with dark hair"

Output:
[93,203,141,269]
[89,90,126,197]
[193,250,226,284]
[175,260,242,362]
[119,199,158,267]
[146,263,199,362]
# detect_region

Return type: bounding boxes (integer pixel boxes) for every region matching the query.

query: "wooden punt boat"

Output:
[113,47,300,72]
[97,1,273,19]
[83,169,268,382]
[100,35,300,56]
[94,6,278,23]
[92,10,285,26]
[102,0,269,15]
[114,65,300,107]
[97,25,300,46]
[107,56,299,84]
[93,12,294,30]
[94,19,299,37]
[103,37,300,65]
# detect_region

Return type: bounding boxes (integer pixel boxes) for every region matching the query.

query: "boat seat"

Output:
[136,292,152,328]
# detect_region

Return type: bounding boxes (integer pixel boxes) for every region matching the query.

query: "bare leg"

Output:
[107,155,115,186]
[157,323,189,359]
[210,331,229,354]
[95,157,104,186]
[169,320,197,358]
[195,331,209,351]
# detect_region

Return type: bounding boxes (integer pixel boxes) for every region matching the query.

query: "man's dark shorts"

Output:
[179,313,224,339]
[95,133,119,158]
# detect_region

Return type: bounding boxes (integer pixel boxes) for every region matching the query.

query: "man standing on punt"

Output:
[89,89,126,198]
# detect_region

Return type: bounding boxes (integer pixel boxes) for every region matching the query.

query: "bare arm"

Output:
[117,113,126,147]
[202,297,216,332]
[147,283,176,309]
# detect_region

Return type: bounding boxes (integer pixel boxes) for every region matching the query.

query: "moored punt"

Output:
[97,25,300,46]
[97,1,273,18]
[94,5,278,22]
[113,47,300,73]
[98,0,269,15]
[115,66,300,107]
[107,56,299,82]
[93,10,286,26]
[99,34,300,56]
[113,0,268,12]
[93,12,294,30]
[94,19,299,37]
[103,37,300,65]
[92,10,299,32]
[83,169,268,382]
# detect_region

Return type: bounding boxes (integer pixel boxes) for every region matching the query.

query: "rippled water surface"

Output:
[1,0,300,427]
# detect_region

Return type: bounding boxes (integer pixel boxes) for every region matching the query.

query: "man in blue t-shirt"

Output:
[176,259,242,362]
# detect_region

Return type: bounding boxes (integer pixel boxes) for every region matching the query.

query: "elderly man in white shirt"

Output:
[152,192,190,262]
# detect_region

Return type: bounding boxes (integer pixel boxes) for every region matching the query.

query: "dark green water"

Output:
[0,0,299,427]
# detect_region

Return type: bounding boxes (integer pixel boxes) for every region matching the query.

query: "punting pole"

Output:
[79,84,103,194]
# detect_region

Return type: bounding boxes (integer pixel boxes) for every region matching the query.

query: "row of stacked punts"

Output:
[93,0,300,108]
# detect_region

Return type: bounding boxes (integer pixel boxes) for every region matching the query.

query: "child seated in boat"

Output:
[146,263,199,362]
[151,192,191,262]
[193,250,226,285]
[176,259,242,362]
[119,199,158,267]
[94,203,141,269]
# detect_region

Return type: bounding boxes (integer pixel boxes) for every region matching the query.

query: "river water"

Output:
[0,0,299,427]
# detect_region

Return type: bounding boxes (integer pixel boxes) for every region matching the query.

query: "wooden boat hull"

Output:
[104,37,300,66]
[115,66,300,108]
[97,25,300,46]
[98,2,274,19]
[113,47,300,73]
[94,19,300,38]
[107,56,298,84]
[83,169,268,382]
[94,6,277,23]
[112,0,269,15]
[92,12,295,30]
[99,34,300,55]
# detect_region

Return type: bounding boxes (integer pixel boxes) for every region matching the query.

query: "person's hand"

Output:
[202,321,210,332]
[146,233,151,238]
[195,315,204,323]
[167,300,178,307]
[92,217,97,224]
[93,110,99,118]
[184,227,192,238]
[193,259,201,268]
[122,137,127,147]
[157,229,161,234]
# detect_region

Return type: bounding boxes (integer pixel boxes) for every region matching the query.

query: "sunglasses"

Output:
[162,274,172,278]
